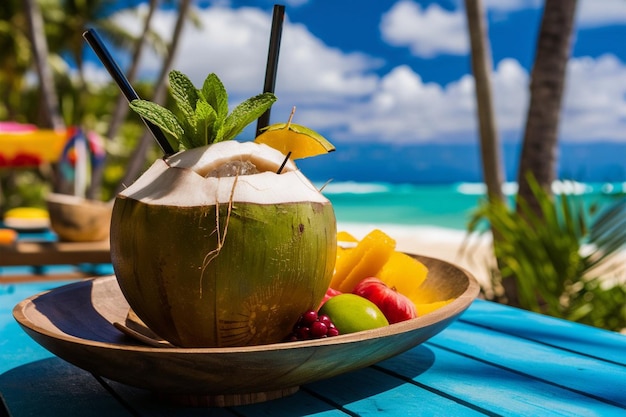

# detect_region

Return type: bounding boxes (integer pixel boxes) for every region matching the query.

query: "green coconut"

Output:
[110,140,336,347]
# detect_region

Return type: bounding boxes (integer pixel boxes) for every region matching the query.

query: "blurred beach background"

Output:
[316,180,626,286]
[3,1,626,288]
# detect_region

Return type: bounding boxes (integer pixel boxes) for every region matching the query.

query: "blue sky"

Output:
[90,0,626,151]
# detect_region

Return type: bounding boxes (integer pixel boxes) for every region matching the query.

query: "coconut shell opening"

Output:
[166,141,296,178]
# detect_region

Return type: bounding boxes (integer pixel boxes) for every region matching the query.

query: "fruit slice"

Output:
[337,230,358,243]
[330,229,396,293]
[254,109,335,160]
[318,293,389,334]
[375,252,429,305]
[415,299,454,316]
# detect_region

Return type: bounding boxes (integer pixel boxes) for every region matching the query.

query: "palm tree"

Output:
[0,0,32,120]
[23,0,64,130]
[116,0,195,193]
[42,0,142,124]
[516,0,578,214]
[464,0,579,307]
[87,0,163,198]
[464,0,505,204]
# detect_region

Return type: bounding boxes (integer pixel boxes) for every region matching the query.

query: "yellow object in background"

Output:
[0,129,67,166]
[4,207,49,219]
[3,207,50,230]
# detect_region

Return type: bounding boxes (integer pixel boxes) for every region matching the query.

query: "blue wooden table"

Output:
[1,279,625,416]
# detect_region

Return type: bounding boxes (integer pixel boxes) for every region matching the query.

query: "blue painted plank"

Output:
[378,343,626,416]
[0,357,132,417]
[0,281,74,374]
[107,379,345,416]
[104,379,239,416]
[461,300,626,366]
[429,320,626,408]
[231,390,351,416]
[304,358,486,416]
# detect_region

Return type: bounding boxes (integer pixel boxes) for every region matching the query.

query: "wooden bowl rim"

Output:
[13,253,480,354]
[45,192,113,208]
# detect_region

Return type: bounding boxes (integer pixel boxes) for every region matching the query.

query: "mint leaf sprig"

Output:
[130,70,277,151]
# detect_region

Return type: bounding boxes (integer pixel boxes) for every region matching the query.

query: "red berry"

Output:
[310,321,328,338]
[301,310,318,325]
[285,309,340,341]
[296,326,310,340]
[318,314,332,327]
[327,327,339,337]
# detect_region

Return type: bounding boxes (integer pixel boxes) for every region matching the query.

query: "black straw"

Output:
[276,151,291,174]
[82,28,175,156]
[256,4,285,137]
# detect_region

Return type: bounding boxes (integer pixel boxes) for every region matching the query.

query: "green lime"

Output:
[318,294,389,334]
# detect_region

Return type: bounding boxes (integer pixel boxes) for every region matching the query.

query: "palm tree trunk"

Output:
[23,0,64,130]
[464,0,505,203]
[517,0,578,214]
[116,0,192,193]
[87,0,159,199]
[464,0,514,304]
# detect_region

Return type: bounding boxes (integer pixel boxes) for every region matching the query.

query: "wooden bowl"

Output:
[13,254,479,407]
[45,193,112,242]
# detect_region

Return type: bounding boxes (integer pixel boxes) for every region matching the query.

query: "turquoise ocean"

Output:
[318,180,626,232]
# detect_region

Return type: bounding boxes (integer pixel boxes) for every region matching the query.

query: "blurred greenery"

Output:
[468,176,626,332]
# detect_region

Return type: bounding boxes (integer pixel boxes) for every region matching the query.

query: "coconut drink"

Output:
[110,71,337,347]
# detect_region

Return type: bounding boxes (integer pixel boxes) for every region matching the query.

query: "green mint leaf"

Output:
[129,99,187,148]
[194,99,217,147]
[220,93,277,142]
[201,73,229,121]
[169,70,198,124]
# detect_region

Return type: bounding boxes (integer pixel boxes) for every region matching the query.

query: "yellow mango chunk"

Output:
[415,299,454,316]
[375,252,429,305]
[337,230,358,243]
[331,229,396,293]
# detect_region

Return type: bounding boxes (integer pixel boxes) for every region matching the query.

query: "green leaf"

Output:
[221,93,277,142]
[194,99,217,147]
[169,70,198,124]
[128,70,278,150]
[201,73,229,121]
[129,99,187,147]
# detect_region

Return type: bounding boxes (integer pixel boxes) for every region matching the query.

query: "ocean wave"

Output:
[318,181,392,194]
[455,180,623,196]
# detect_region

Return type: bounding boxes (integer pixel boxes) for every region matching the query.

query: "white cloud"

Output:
[331,59,528,144]
[122,5,380,114]
[380,1,469,57]
[484,0,626,29]
[577,0,626,28]
[101,3,626,147]
[330,54,626,145]
[561,54,626,141]
[483,0,542,12]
